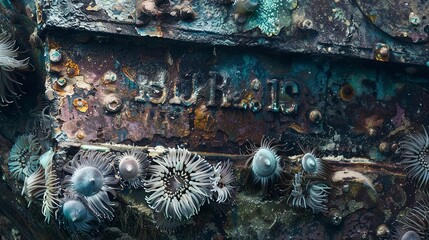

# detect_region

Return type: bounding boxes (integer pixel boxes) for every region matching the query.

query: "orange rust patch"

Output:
[194,105,217,139]
[66,59,80,77]
[73,98,88,112]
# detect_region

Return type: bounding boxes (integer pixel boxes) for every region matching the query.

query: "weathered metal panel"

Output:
[40,0,429,66]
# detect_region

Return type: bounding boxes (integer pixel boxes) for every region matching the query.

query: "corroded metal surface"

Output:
[2,0,429,239]
[46,33,428,162]
[40,0,429,66]
[356,0,429,43]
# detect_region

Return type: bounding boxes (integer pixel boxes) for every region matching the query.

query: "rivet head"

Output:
[376,224,389,237]
[409,12,421,25]
[104,95,123,113]
[373,43,390,62]
[56,77,67,87]
[251,78,261,91]
[102,70,117,84]
[309,109,322,123]
[49,49,62,63]
[368,127,377,137]
[379,142,391,153]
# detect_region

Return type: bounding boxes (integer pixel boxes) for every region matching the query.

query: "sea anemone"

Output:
[210,160,236,203]
[393,198,429,239]
[62,150,119,221]
[299,146,331,181]
[0,31,29,106]
[398,127,429,188]
[21,148,60,222]
[115,148,149,189]
[22,165,45,205]
[289,173,330,213]
[246,137,283,190]
[58,191,97,234]
[144,147,214,221]
[40,149,60,223]
[306,182,330,213]
[290,173,306,208]
[8,134,41,181]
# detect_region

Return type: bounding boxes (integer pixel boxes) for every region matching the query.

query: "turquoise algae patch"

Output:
[244,0,297,36]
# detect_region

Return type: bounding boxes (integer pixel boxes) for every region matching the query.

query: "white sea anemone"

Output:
[144,147,214,221]
[0,31,29,106]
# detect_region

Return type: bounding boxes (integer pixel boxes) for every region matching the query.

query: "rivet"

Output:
[373,43,390,62]
[309,109,322,123]
[104,95,123,113]
[49,49,62,63]
[379,142,391,153]
[299,19,313,30]
[102,70,117,84]
[56,77,67,88]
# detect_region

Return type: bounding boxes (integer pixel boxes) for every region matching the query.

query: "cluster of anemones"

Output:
[288,145,332,213]
[244,137,332,213]
[9,143,237,235]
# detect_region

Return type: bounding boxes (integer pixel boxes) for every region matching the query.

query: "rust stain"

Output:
[73,98,89,113]
[66,59,80,77]
[194,104,217,139]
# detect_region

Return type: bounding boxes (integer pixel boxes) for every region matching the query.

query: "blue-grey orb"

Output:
[252,149,277,177]
[73,166,104,196]
[63,200,87,223]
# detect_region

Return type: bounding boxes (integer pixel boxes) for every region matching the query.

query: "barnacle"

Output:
[62,150,119,221]
[58,192,97,234]
[210,160,236,203]
[115,147,149,189]
[0,31,29,106]
[246,137,283,190]
[398,127,429,188]
[8,134,41,181]
[144,147,213,221]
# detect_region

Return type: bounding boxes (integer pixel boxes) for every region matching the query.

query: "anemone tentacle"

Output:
[144,147,213,221]
[399,127,429,188]
[22,165,45,206]
[41,149,60,223]
[306,182,330,213]
[0,31,29,106]
[210,160,236,204]
[62,150,119,221]
[290,173,306,208]
[8,134,41,181]
[115,148,149,189]
[395,197,429,238]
